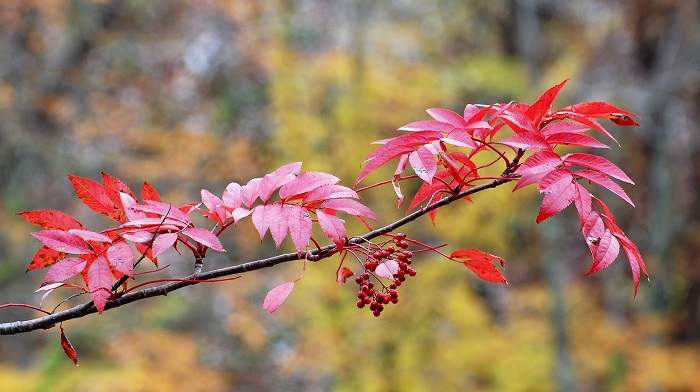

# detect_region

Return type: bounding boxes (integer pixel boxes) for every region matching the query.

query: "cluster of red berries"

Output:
[355,233,417,317]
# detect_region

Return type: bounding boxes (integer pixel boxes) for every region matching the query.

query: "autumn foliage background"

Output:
[0,1,699,391]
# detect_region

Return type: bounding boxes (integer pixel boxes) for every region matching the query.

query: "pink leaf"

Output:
[398,120,455,132]
[499,132,550,150]
[262,282,294,313]
[87,256,112,314]
[42,257,87,285]
[223,182,243,209]
[575,169,634,206]
[355,132,442,186]
[573,183,592,226]
[426,108,468,128]
[201,189,227,224]
[536,169,577,223]
[375,259,399,279]
[259,162,303,202]
[585,229,620,276]
[540,121,590,136]
[106,241,134,278]
[441,130,477,149]
[302,184,358,203]
[316,210,347,250]
[318,199,378,220]
[267,203,290,249]
[240,178,262,208]
[182,227,224,252]
[251,204,270,240]
[67,229,112,243]
[288,205,312,252]
[564,153,634,184]
[151,233,178,258]
[513,151,563,190]
[545,132,609,149]
[408,146,437,183]
[31,230,93,254]
[279,171,340,200]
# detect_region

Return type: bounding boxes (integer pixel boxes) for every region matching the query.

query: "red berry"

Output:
[373,310,381,317]
[361,273,369,280]
[394,233,406,241]
[399,262,408,271]
[391,296,399,304]
[357,300,365,308]
[408,268,417,277]
[402,251,413,258]
[386,246,395,254]
[389,283,397,290]
[396,240,408,249]
[355,276,363,284]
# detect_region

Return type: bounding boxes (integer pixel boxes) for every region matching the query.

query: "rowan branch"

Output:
[0,177,513,336]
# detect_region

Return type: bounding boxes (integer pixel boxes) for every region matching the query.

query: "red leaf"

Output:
[68,175,120,221]
[540,121,590,136]
[614,232,649,298]
[316,209,347,250]
[102,172,135,222]
[526,79,568,125]
[182,227,224,252]
[288,204,312,252]
[31,230,93,254]
[262,282,294,313]
[17,210,85,230]
[545,132,609,149]
[141,181,161,202]
[355,132,441,186]
[259,162,303,202]
[499,132,551,150]
[575,169,634,206]
[106,241,134,278]
[548,111,619,145]
[536,169,577,223]
[26,246,66,272]
[42,257,87,285]
[564,153,634,184]
[60,326,79,366]
[87,256,112,313]
[409,146,437,183]
[336,267,354,285]
[450,249,507,284]
[279,171,340,200]
[561,101,636,118]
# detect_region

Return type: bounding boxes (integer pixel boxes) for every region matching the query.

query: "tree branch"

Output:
[0,177,512,335]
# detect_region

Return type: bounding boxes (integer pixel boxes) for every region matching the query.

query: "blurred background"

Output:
[0,0,698,391]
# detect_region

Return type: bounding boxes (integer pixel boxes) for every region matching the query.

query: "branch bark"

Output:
[0,177,512,335]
